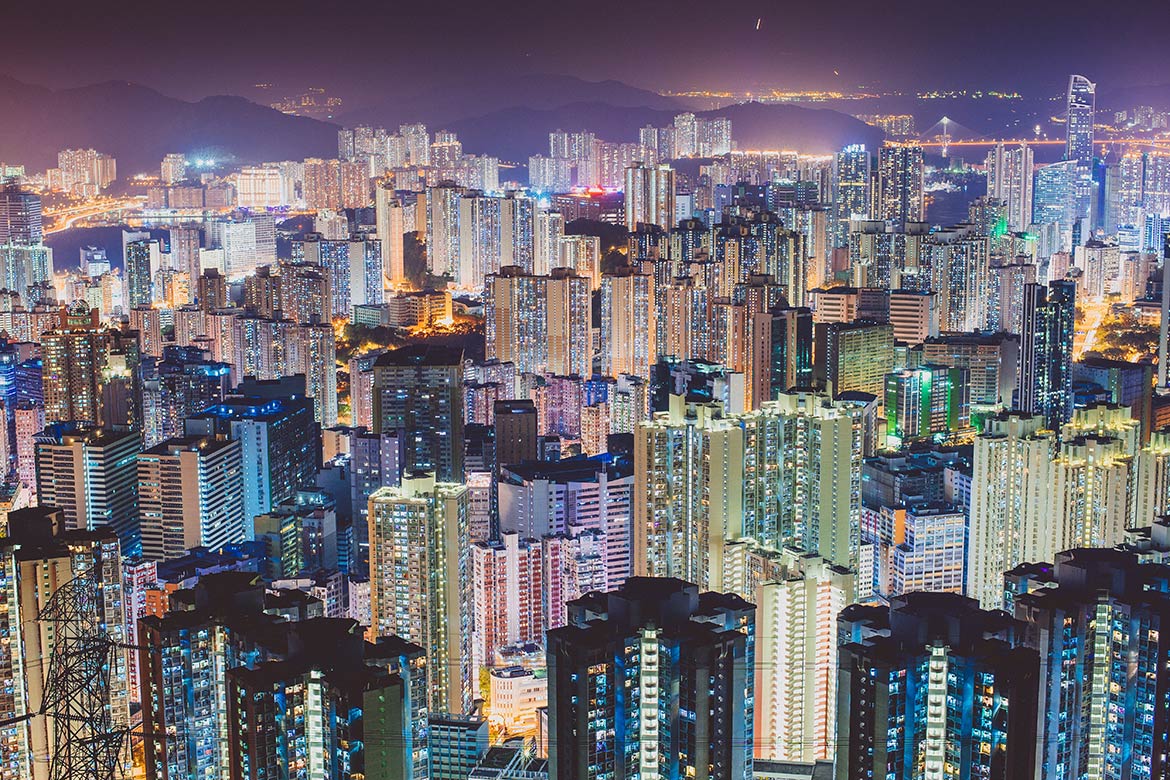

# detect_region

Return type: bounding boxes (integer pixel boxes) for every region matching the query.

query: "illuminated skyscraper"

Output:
[124,238,159,308]
[141,574,430,780]
[42,302,138,427]
[1065,74,1096,164]
[484,266,591,378]
[546,578,755,780]
[634,390,871,588]
[1017,280,1075,429]
[368,473,471,714]
[814,321,895,403]
[470,532,544,673]
[624,162,676,230]
[877,144,925,226]
[533,208,564,276]
[922,223,991,332]
[600,266,655,380]
[185,389,319,535]
[375,183,406,288]
[883,364,970,447]
[968,412,1053,610]
[137,435,246,561]
[0,185,42,246]
[832,144,871,247]
[985,142,1034,231]
[1049,433,1134,551]
[498,455,634,589]
[722,545,852,763]
[34,423,142,553]
[1011,549,1170,780]
[372,345,464,482]
[836,593,1039,780]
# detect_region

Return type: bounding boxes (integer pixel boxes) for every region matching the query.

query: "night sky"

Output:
[4,0,1169,102]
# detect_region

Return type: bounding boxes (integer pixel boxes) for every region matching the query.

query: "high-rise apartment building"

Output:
[368,473,471,714]
[140,574,430,780]
[1012,548,1168,780]
[484,266,591,378]
[985,143,1034,231]
[722,545,852,763]
[877,144,925,225]
[0,507,129,780]
[42,302,139,427]
[546,578,755,780]
[372,345,464,482]
[634,390,872,588]
[470,532,544,673]
[837,592,1039,780]
[600,266,655,380]
[137,435,246,561]
[832,144,872,248]
[967,412,1056,609]
[624,162,676,230]
[1017,280,1076,429]
[184,391,319,534]
[34,424,142,554]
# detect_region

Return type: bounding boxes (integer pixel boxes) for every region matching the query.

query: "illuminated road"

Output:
[1075,298,1108,360]
[43,197,145,234]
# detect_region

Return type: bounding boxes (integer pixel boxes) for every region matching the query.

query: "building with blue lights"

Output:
[185,385,319,534]
[546,577,755,780]
[836,592,1039,780]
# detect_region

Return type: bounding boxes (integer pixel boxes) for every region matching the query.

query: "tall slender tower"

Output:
[1017,280,1076,429]
[1065,75,1096,164]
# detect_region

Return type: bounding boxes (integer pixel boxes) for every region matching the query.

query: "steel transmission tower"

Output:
[37,573,128,780]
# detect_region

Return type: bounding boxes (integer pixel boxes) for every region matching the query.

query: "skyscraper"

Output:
[832,144,871,247]
[470,531,544,673]
[1017,280,1075,429]
[634,390,872,587]
[375,183,406,288]
[140,574,430,780]
[0,507,129,780]
[372,345,464,482]
[1065,74,1096,164]
[184,391,319,535]
[837,592,1039,780]
[624,162,676,230]
[368,473,471,714]
[124,238,158,308]
[723,545,852,763]
[546,578,755,780]
[0,185,42,246]
[985,143,1034,232]
[967,412,1056,609]
[600,265,655,380]
[1012,548,1169,780]
[484,266,591,378]
[42,302,139,427]
[34,424,142,554]
[877,144,925,226]
[137,435,246,561]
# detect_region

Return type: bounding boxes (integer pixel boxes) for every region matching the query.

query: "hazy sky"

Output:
[4,0,1168,102]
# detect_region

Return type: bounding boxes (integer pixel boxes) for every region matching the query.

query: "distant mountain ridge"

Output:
[336,73,687,128]
[0,74,883,178]
[0,76,338,173]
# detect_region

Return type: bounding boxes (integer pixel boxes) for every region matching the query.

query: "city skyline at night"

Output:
[2,2,1170,779]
